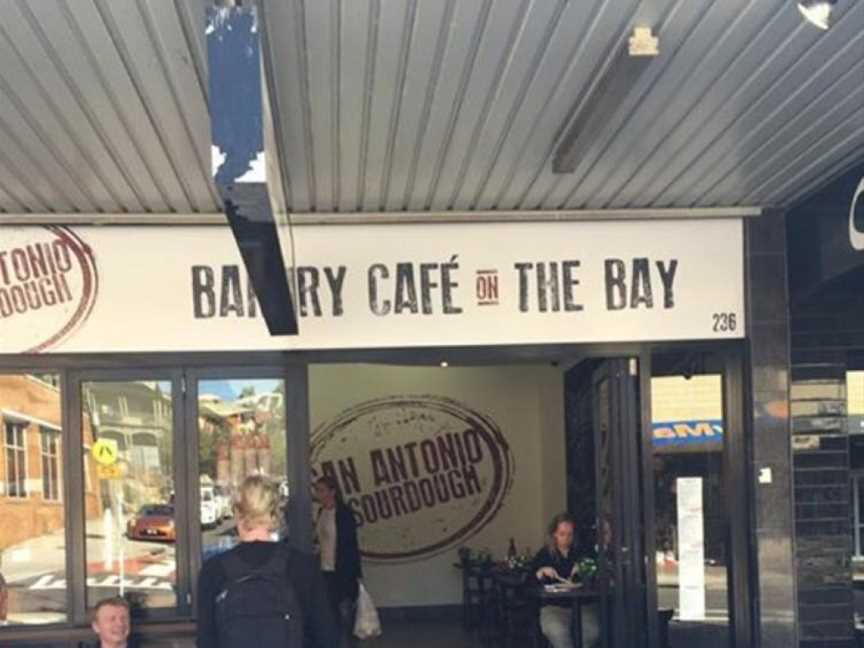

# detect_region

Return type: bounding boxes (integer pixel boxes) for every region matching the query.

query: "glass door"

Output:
[184,368,297,593]
[648,350,750,648]
[592,358,649,648]
[74,370,191,618]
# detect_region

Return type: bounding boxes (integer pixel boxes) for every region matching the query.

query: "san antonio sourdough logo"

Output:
[0,226,98,352]
[311,395,514,562]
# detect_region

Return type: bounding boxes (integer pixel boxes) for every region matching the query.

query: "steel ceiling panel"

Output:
[0,0,216,214]
[0,0,860,217]
[261,0,862,213]
[334,0,373,213]
[397,0,492,212]
[261,0,314,212]
[636,0,863,208]
[575,0,783,209]
[527,0,711,210]
[471,0,629,210]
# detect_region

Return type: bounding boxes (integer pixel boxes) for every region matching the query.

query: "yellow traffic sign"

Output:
[97,464,123,480]
[92,439,119,466]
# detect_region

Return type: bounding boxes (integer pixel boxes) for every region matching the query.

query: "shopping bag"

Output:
[353,581,382,639]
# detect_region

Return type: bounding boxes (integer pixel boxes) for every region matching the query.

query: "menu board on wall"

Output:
[676,477,706,621]
[0,219,745,353]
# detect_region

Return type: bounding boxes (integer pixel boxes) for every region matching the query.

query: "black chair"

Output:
[490,571,544,648]
[460,562,495,631]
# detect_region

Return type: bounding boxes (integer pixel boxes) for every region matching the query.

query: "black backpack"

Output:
[215,546,304,648]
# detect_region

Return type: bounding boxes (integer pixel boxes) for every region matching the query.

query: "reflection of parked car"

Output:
[127,504,175,542]
[200,488,219,528]
[213,485,232,520]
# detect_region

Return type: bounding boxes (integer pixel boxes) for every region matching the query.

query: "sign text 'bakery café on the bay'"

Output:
[0,219,745,355]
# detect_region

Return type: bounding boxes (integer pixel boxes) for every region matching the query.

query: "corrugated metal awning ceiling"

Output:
[0,0,862,216]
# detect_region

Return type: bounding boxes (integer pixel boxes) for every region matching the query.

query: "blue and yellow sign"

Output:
[652,420,723,447]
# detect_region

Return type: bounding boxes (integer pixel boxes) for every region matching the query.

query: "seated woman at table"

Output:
[532,512,600,648]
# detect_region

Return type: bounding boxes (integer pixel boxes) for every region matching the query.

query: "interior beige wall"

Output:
[538,366,567,530]
[308,363,567,608]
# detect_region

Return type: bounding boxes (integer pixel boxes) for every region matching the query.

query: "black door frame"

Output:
[723,350,753,648]
[639,349,660,648]
[593,357,649,648]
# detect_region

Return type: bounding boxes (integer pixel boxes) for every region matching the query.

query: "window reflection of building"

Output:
[82,380,176,611]
[39,427,60,502]
[0,375,102,624]
[3,422,27,499]
[1,376,102,552]
[199,385,284,491]
[84,381,173,509]
[198,380,288,563]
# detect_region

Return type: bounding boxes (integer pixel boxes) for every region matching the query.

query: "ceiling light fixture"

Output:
[553,27,659,174]
[797,0,837,30]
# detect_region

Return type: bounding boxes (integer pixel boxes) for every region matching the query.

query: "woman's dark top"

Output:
[325,502,363,603]
[532,545,582,608]
[196,541,340,648]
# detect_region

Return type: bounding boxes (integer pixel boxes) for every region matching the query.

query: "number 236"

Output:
[712,313,737,333]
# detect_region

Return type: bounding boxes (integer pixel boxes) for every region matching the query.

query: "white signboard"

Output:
[0,220,744,354]
[676,477,706,621]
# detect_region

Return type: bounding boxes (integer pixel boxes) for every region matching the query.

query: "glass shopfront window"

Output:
[196,377,288,561]
[0,363,296,644]
[0,374,67,625]
[651,367,731,648]
[848,372,864,586]
[82,380,177,611]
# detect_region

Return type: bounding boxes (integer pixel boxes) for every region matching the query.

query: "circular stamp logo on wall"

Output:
[311,395,515,562]
[0,226,98,352]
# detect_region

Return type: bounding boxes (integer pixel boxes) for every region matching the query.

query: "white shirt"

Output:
[316,507,337,572]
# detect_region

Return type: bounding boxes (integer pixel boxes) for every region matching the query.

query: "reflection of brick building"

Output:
[0,375,101,551]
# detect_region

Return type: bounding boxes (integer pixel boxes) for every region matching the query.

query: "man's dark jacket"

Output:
[331,502,363,602]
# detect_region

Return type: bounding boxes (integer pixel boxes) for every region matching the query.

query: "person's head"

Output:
[547,512,576,555]
[0,572,8,622]
[91,597,130,648]
[314,476,341,510]
[234,474,279,539]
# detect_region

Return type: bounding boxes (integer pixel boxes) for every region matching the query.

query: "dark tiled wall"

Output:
[746,211,798,648]
[790,352,854,647]
[786,248,864,647]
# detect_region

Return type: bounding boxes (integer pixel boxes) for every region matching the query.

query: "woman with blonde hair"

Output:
[197,475,339,648]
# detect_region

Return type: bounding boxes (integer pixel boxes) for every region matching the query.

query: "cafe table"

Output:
[524,583,607,648]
